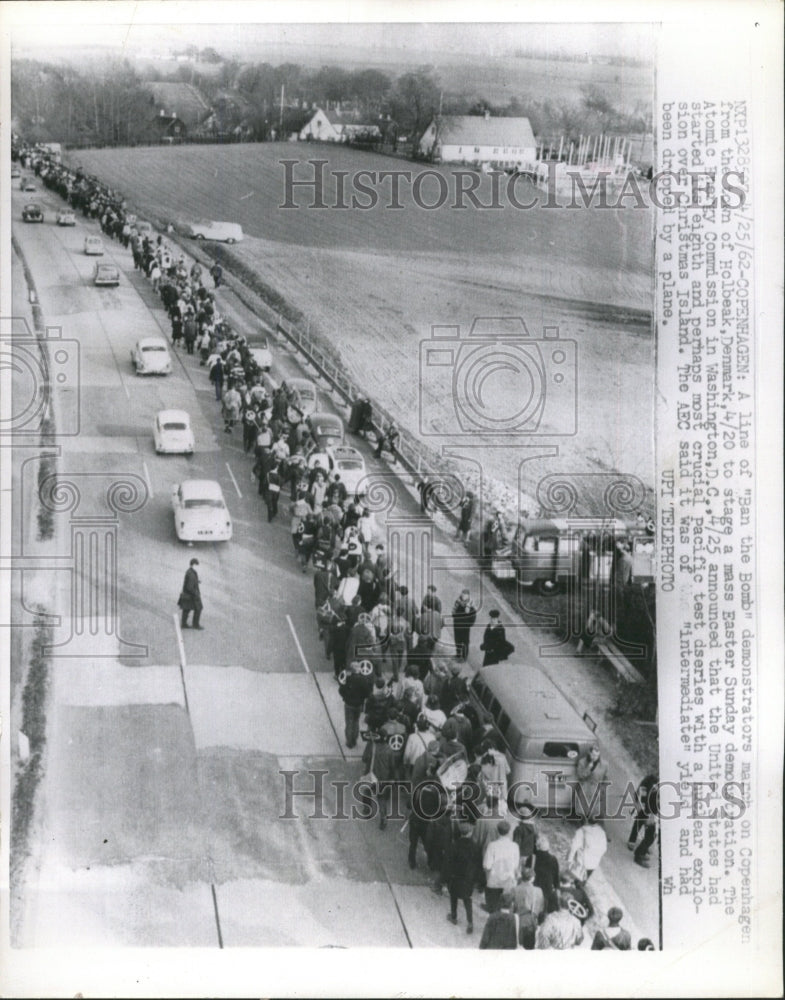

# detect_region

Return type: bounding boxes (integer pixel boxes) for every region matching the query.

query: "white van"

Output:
[186,220,243,244]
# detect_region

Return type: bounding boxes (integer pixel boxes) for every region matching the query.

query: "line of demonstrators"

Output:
[16,140,657,951]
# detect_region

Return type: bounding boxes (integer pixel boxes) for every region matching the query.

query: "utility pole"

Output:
[279,84,284,131]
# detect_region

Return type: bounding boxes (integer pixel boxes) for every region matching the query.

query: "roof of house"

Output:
[146,82,211,126]
[434,115,536,149]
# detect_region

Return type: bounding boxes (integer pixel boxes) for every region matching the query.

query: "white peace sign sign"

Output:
[387,733,405,752]
[566,896,589,921]
[358,660,374,677]
[337,669,348,686]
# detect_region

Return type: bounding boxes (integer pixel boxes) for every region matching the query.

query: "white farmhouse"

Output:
[419,112,537,171]
[299,107,383,144]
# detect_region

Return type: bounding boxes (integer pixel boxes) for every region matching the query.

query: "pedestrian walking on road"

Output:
[177,558,203,629]
[628,773,659,869]
[338,660,372,749]
[591,907,632,950]
[479,891,518,949]
[456,490,475,543]
[210,262,223,288]
[444,820,480,934]
[480,609,514,666]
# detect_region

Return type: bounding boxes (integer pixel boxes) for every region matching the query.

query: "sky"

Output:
[5,3,655,64]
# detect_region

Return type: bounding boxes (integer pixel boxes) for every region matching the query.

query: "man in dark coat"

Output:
[444,821,479,933]
[178,558,203,629]
[480,609,512,666]
[451,589,478,661]
[479,891,518,949]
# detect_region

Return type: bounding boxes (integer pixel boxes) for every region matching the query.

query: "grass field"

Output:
[72,143,655,506]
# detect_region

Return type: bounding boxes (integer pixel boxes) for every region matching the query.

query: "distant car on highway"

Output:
[307,411,345,451]
[287,377,319,417]
[84,235,104,255]
[93,262,120,286]
[132,337,172,376]
[22,202,44,223]
[154,409,194,455]
[249,340,273,372]
[327,444,368,497]
[185,220,243,244]
[11,165,21,179]
[56,209,76,226]
[171,479,232,542]
[134,220,154,238]
[20,177,36,192]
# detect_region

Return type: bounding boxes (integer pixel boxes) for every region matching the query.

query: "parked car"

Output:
[171,479,232,542]
[327,445,368,497]
[11,165,21,179]
[93,262,120,286]
[21,202,44,223]
[132,337,172,376]
[154,410,194,455]
[287,377,319,417]
[249,340,273,372]
[185,220,243,244]
[21,177,36,192]
[56,209,76,226]
[307,411,345,451]
[84,235,104,255]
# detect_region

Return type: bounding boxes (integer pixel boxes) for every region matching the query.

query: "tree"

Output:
[389,66,440,145]
[349,68,391,113]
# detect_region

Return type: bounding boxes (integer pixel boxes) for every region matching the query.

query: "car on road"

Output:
[134,220,153,238]
[93,262,120,286]
[171,479,232,542]
[132,337,172,376]
[327,444,368,497]
[185,219,243,244]
[11,165,21,179]
[84,235,104,255]
[287,377,319,418]
[307,411,345,451]
[154,410,194,455]
[20,177,36,192]
[56,209,76,226]
[21,202,44,223]
[249,340,273,372]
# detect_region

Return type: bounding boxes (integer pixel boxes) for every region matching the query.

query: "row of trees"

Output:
[11,54,650,151]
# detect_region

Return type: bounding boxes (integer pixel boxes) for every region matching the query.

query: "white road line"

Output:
[173,612,187,669]
[142,460,154,499]
[286,614,311,673]
[225,461,242,498]
[239,191,255,201]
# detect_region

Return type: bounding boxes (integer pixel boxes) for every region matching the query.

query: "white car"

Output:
[154,410,194,455]
[84,235,104,255]
[56,209,76,226]
[171,479,232,542]
[249,340,273,372]
[327,445,368,497]
[287,377,319,417]
[186,220,243,244]
[132,337,172,376]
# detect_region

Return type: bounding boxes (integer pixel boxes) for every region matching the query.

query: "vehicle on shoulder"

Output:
[468,660,598,813]
[84,235,104,255]
[249,339,273,372]
[11,165,21,179]
[22,202,44,223]
[505,517,656,594]
[154,410,194,455]
[93,262,120,286]
[326,444,368,497]
[286,377,319,417]
[56,209,76,226]
[134,220,153,238]
[171,479,232,542]
[307,411,345,451]
[185,219,243,244]
[132,337,172,375]
[21,177,36,192]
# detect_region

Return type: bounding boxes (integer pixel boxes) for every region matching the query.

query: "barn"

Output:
[419,112,537,171]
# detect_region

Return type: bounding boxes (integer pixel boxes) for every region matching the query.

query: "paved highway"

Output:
[10,179,658,949]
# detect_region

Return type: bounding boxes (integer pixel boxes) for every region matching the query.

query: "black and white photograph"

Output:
[0,2,781,997]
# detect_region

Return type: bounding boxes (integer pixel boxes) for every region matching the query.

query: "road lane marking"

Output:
[172,612,190,715]
[239,191,255,200]
[225,461,242,499]
[142,460,154,498]
[286,614,310,673]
